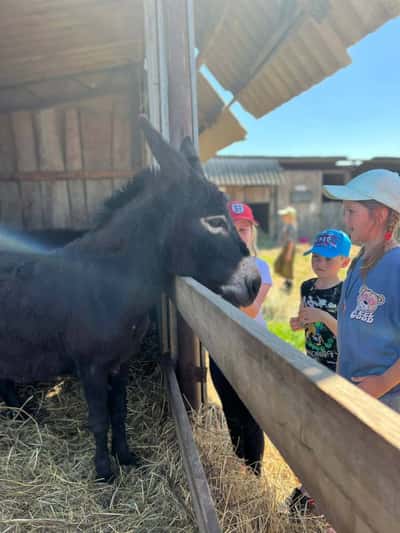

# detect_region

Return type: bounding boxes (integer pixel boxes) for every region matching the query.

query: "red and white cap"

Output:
[227,201,258,225]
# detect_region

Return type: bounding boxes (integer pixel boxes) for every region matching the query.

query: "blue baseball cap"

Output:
[304,229,351,258]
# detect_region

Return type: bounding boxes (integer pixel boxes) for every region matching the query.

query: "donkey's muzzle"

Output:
[218,258,261,307]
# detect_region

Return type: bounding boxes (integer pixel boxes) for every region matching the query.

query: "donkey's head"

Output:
[140,116,260,307]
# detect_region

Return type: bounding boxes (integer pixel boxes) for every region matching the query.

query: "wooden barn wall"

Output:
[278,170,322,240]
[0,80,144,231]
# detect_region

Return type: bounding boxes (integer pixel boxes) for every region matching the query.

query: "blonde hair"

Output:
[349,200,400,278]
[250,225,259,256]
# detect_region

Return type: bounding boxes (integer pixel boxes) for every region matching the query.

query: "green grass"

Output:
[268,321,305,352]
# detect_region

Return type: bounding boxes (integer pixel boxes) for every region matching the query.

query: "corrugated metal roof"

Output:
[204,157,285,186]
[197,73,246,161]
[195,0,400,118]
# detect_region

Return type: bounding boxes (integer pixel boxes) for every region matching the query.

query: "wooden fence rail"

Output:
[171,276,400,533]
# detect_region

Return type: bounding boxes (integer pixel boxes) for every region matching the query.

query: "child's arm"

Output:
[241,283,271,319]
[299,307,337,336]
[352,357,400,399]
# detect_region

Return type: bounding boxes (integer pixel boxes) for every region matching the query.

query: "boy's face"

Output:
[311,253,350,279]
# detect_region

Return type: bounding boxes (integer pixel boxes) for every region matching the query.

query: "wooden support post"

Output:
[164,0,202,409]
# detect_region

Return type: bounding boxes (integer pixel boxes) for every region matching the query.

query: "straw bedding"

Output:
[0,325,195,533]
[0,323,327,532]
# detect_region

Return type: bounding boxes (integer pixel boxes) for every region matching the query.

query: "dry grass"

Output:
[193,405,327,533]
[0,248,349,532]
[0,351,196,532]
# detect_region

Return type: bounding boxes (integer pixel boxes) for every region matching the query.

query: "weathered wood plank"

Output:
[67,179,88,229]
[11,111,37,172]
[172,277,400,533]
[81,106,112,171]
[130,66,144,169]
[0,181,23,228]
[85,179,113,225]
[51,180,71,228]
[41,180,71,229]
[35,108,65,171]
[0,113,16,178]
[164,358,221,533]
[20,181,43,229]
[112,95,132,170]
[9,170,136,181]
[64,108,83,171]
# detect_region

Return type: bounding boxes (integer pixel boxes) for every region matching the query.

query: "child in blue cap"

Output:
[290,229,351,371]
[288,229,351,515]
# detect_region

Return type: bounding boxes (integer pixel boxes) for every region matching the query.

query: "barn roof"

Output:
[204,156,285,187]
[197,73,246,161]
[195,0,400,118]
[353,157,400,175]
[0,0,398,158]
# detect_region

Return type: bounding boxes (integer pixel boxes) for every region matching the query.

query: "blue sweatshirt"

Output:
[337,247,400,403]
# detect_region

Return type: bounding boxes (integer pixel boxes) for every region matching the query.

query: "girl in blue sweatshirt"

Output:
[324,169,400,413]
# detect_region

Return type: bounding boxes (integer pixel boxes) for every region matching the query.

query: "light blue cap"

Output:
[323,169,400,213]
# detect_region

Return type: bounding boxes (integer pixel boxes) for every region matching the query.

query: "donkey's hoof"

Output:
[117,450,141,467]
[96,471,116,483]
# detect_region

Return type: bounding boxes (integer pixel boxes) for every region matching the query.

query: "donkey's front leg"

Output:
[0,379,21,409]
[79,364,113,482]
[109,362,139,466]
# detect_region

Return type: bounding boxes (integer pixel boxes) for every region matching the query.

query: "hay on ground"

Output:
[0,327,195,533]
[193,404,329,533]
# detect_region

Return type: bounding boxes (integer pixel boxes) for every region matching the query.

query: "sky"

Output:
[205,16,400,160]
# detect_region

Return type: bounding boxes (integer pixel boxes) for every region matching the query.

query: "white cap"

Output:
[323,169,400,213]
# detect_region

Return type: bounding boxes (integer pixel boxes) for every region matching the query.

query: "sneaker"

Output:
[287,487,316,516]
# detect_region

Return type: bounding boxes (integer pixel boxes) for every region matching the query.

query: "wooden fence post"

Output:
[164,0,203,409]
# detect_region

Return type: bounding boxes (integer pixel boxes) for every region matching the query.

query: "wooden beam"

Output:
[163,357,221,533]
[195,0,230,69]
[172,276,400,533]
[165,0,196,147]
[0,170,137,182]
[164,0,202,409]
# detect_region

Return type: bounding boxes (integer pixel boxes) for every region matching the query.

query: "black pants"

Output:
[209,357,264,475]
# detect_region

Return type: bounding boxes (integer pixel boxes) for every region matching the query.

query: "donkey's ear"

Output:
[139,115,191,177]
[180,136,207,179]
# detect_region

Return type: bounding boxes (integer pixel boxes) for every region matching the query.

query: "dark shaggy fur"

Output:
[0,118,260,481]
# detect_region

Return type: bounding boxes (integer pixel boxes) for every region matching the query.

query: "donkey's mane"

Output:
[96,167,160,227]
[95,164,226,229]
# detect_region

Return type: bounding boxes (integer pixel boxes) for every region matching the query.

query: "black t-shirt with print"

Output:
[301,278,343,371]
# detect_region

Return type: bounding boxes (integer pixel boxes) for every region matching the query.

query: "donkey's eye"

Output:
[201,216,228,233]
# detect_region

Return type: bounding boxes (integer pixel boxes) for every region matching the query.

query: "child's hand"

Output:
[289,316,302,331]
[299,306,324,325]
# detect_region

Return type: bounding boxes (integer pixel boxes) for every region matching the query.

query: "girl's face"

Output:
[234,219,253,248]
[343,201,388,245]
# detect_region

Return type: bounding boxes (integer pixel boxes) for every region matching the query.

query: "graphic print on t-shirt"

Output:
[301,278,342,370]
[350,284,385,324]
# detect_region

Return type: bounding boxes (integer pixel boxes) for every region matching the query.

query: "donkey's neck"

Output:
[66,189,172,290]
